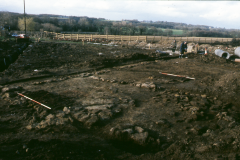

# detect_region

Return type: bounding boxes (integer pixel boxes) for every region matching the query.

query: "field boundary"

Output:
[50,32,238,44]
[7,30,240,44]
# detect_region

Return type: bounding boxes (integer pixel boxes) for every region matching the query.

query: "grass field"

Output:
[161,28,183,36]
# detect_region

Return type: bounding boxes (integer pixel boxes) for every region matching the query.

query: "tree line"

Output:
[0,11,239,38]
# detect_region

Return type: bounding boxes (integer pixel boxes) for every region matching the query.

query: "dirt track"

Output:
[1,40,240,160]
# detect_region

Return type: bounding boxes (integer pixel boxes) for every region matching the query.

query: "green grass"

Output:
[0,37,16,41]
[160,28,183,36]
[172,29,183,36]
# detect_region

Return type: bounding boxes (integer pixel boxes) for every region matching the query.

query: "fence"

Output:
[3,31,240,44]
[49,32,238,44]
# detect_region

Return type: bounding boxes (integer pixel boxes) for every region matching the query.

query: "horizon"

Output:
[1,0,240,30]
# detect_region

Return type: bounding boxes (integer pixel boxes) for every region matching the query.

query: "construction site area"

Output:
[1,38,240,160]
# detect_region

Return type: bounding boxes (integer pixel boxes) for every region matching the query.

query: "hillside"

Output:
[1,11,239,38]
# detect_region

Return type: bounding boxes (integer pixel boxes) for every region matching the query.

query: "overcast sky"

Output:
[0,0,240,29]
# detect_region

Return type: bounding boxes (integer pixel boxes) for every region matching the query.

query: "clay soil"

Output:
[1,40,240,160]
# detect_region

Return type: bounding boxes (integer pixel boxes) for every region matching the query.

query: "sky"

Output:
[0,0,240,29]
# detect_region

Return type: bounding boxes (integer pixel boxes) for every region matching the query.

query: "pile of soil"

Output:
[1,40,240,160]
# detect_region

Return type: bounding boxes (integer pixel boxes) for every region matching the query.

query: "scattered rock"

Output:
[135,126,144,133]
[195,145,209,153]
[136,83,141,87]
[1,87,9,92]
[141,82,156,89]
[131,132,149,145]
[85,115,99,127]
[56,111,65,118]
[63,107,71,114]
[189,107,199,114]
[82,98,115,106]
[45,114,55,120]
[2,92,16,98]
[98,111,113,120]
[122,128,133,135]
[85,104,113,110]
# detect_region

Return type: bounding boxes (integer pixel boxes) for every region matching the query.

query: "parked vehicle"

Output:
[16,34,30,42]
[17,34,29,39]
[11,33,19,37]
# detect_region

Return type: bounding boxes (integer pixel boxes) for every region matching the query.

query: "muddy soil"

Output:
[1,40,240,160]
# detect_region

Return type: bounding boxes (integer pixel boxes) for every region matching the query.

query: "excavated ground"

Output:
[1,40,240,160]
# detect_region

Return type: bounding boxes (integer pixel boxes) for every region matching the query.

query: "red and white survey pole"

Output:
[17,93,52,110]
[159,72,195,80]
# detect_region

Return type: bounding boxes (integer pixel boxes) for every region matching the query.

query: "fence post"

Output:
[70,34,72,40]
[91,34,93,41]
[211,39,212,44]
[121,35,123,47]
[145,36,147,42]
[77,34,79,40]
[137,36,139,41]
[205,38,206,43]
[106,34,108,40]
[84,34,86,41]
[63,34,65,39]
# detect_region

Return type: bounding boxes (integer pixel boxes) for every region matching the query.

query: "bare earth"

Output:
[1,40,240,160]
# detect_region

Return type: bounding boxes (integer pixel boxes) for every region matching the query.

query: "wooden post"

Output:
[84,34,86,41]
[63,34,65,39]
[106,34,108,41]
[205,38,206,43]
[114,35,115,41]
[77,34,79,40]
[211,39,212,44]
[137,36,139,41]
[70,34,72,40]
[91,34,93,41]
[121,36,123,47]
[145,36,147,42]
